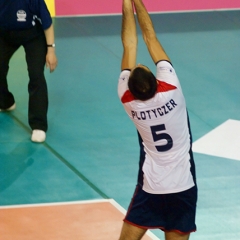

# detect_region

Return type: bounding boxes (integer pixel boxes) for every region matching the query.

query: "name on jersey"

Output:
[131,99,177,120]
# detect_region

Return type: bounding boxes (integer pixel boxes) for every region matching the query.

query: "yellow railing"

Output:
[45,0,55,17]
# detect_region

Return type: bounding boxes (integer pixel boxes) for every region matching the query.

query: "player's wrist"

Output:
[47,43,55,48]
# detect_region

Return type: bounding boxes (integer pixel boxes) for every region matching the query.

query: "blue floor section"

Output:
[1,10,240,239]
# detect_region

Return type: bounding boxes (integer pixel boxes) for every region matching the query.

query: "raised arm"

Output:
[121,0,137,70]
[132,0,170,64]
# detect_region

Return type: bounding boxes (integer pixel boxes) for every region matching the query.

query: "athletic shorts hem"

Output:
[123,219,196,234]
[163,229,197,234]
[123,219,149,230]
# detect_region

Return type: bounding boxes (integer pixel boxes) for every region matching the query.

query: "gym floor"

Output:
[0,10,240,240]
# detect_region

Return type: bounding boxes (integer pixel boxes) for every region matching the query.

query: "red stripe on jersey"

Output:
[121,80,177,103]
[157,80,177,92]
[121,90,135,103]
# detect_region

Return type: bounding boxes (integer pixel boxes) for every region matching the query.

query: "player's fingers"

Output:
[50,62,57,72]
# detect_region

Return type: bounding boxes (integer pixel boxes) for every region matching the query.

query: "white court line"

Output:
[0,199,110,209]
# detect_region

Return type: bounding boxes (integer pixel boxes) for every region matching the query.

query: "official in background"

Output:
[0,0,57,143]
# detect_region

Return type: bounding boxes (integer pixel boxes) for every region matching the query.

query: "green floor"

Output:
[1,10,240,239]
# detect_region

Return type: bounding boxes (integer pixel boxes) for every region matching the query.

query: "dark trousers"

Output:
[0,25,48,131]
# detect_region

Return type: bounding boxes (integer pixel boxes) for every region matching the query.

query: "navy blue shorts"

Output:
[124,185,197,234]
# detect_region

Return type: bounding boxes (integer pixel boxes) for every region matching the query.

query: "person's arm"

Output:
[121,0,137,71]
[132,0,170,64]
[44,24,57,73]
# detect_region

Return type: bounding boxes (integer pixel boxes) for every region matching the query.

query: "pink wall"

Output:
[55,0,240,16]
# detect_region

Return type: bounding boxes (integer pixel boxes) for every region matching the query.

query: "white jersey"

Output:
[118,61,195,194]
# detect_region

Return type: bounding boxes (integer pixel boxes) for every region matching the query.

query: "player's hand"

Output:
[46,50,58,73]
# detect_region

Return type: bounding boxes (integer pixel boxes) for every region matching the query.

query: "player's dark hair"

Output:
[128,67,157,101]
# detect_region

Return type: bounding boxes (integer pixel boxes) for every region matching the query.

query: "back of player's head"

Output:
[128,67,157,101]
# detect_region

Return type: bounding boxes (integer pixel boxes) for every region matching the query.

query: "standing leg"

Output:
[165,231,190,240]
[0,37,19,109]
[23,33,48,132]
[119,222,147,240]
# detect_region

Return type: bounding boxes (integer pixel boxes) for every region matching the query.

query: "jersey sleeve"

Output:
[31,0,52,30]
[118,70,131,99]
[156,60,182,89]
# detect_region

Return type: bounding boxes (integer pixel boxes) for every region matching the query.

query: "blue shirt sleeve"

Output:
[29,0,52,30]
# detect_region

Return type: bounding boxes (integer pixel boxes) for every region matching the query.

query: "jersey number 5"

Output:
[150,124,173,152]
